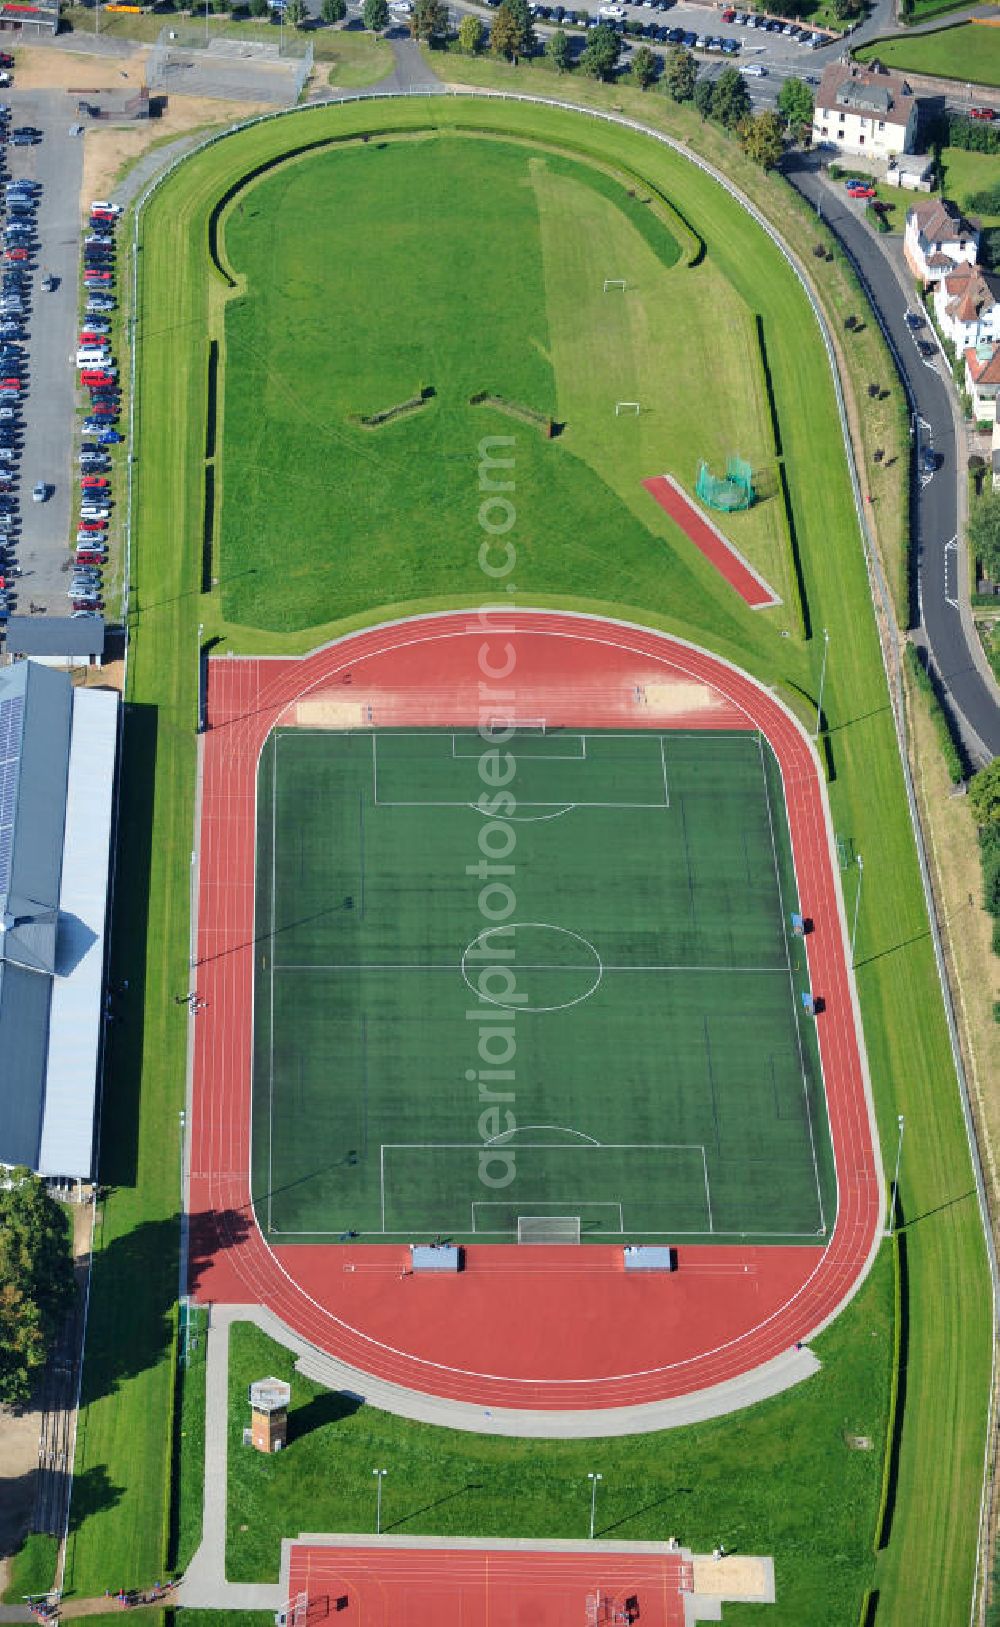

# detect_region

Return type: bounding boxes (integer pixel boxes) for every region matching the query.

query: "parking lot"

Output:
[7,89,84,615]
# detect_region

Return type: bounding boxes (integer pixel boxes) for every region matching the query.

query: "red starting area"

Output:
[188,610,882,1419]
[282,1542,700,1626]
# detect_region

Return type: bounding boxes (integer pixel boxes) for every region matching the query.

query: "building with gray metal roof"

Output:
[5,616,106,666]
[0,661,118,1179]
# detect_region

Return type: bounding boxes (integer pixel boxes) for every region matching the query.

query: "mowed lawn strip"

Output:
[64,148,214,1595]
[856,23,1000,87]
[69,97,991,1627]
[225,1266,893,1623]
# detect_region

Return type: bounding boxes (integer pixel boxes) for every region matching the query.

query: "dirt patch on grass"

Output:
[81,90,273,208]
[10,45,148,91]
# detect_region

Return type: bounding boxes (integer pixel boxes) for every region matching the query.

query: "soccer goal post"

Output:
[603,278,627,292]
[274,1593,308,1627]
[615,402,640,416]
[483,717,547,737]
[517,1215,581,1244]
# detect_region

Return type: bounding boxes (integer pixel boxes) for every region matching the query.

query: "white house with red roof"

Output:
[965,343,1000,422]
[904,199,980,287]
[933,262,1000,350]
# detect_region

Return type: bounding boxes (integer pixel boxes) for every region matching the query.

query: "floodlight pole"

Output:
[587,1472,603,1540]
[850,854,864,966]
[373,1468,387,1535]
[888,1115,905,1237]
[814,628,829,739]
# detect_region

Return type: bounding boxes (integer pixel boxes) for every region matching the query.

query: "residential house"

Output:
[965,344,1000,423]
[812,60,918,160]
[933,263,1000,350]
[904,198,980,286]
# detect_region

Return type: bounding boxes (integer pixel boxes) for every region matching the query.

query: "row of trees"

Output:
[0,1170,75,1409]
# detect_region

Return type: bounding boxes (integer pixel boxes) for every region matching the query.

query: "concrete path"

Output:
[180,1312,283,1613]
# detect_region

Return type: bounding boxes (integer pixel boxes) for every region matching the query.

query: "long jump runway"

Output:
[188,610,882,1420]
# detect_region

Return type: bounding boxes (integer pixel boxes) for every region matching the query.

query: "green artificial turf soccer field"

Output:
[251,727,833,1244]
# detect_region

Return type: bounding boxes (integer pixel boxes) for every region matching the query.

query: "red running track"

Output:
[286,1543,693,1626]
[642,476,781,610]
[189,610,881,1413]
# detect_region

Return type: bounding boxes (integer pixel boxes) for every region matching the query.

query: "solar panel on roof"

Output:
[0,692,24,894]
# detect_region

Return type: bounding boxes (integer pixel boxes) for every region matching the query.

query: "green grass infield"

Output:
[252,726,830,1245]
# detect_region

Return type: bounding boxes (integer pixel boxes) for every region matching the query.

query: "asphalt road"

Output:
[7,90,83,615]
[785,154,1000,761]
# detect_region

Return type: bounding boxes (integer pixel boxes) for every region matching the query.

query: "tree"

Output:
[631,43,657,89]
[693,75,714,120]
[250,0,269,16]
[777,76,814,133]
[363,0,388,28]
[321,0,347,20]
[285,0,305,24]
[833,0,863,18]
[663,43,696,102]
[505,0,535,54]
[712,65,752,129]
[0,1171,74,1409]
[411,0,449,39]
[969,759,1000,826]
[969,490,1000,580]
[580,21,621,79]
[491,1,524,59]
[738,110,785,169]
[458,12,483,51]
[546,26,571,70]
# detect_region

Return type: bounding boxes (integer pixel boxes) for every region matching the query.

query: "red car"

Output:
[79,332,109,346]
[76,549,105,564]
[847,184,876,200]
[0,377,20,391]
[78,521,107,533]
[81,476,109,489]
[970,106,996,121]
[4,249,27,263]
[80,371,116,388]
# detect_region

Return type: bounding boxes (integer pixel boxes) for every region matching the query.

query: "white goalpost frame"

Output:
[603,278,627,292]
[483,716,547,735]
[615,401,640,416]
[274,1591,308,1627]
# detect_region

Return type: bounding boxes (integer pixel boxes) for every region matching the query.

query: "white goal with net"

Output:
[517,1216,581,1244]
[615,402,640,417]
[603,278,627,292]
[274,1593,308,1627]
[483,717,547,737]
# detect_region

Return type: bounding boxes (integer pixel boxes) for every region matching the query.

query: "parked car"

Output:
[969,107,995,121]
[919,445,938,474]
[31,481,47,502]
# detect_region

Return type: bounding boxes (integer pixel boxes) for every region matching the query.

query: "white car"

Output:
[90,200,121,217]
[32,482,48,502]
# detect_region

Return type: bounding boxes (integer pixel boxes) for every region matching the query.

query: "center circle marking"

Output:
[460,922,604,1013]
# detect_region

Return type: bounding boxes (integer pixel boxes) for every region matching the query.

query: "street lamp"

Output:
[373,1468,387,1535]
[888,1115,905,1237]
[850,854,864,966]
[814,628,829,739]
[587,1472,603,1541]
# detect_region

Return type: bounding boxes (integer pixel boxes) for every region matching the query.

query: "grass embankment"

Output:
[63,96,991,1627]
[227,1274,892,1618]
[857,23,1000,88]
[325,26,393,86]
[61,134,207,1599]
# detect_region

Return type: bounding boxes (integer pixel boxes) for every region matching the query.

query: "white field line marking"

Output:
[659,735,670,808]
[701,1145,714,1234]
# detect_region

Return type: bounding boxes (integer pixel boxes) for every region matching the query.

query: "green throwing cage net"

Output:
[696,456,755,512]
